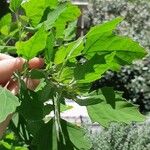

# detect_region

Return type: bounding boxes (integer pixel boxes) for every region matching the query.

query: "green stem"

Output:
[53,92,66,144]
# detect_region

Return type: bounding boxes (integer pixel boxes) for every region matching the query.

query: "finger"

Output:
[0,57,44,85]
[25,78,40,90]
[28,58,44,69]
[0,53,14,60]
[0,58,24,85]
[7,79,40,94]
[7,80,19,95]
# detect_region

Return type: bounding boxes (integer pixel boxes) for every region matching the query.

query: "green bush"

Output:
[87,121,150,150]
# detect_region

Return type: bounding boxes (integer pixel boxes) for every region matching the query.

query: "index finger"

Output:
[0,57,44,85]
[0,58,24,85]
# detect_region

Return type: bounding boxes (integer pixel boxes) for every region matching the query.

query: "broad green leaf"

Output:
[56,3,80,24]
[22,0,47,26]
[30,69,45,79]
[83,18,147,63]
[27,120,44,137]
[33,119,58,150]
[45,32,55,63]
[0,86,20,123]
[37,84,54,102]
[58,67,74,84]
[54,19,66,38]
[87,87,145,127]
[64,120,92,150]
[104,51,120,70]
[74,18,147,83]
[101,87,116,108]
[44,3,67,30]
[49,0,58,9]
[19,90,43,121]
[54,3,80,38]
[54,37,84,64]
[1,26,10,35]
[16,26,47,59]
[75,91,104,106]
[0,13,11,29]
[64,21,77,41]
[34,118,91,150]
[74,54,113,83]
[9,0,22,12]
[44,2,80,38]
[86,17,123,37]
[0,13,11,35]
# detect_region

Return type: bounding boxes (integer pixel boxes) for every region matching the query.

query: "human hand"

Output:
[0,53,44,139]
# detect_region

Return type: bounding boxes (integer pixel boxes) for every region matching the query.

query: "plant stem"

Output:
[53,92,66,144]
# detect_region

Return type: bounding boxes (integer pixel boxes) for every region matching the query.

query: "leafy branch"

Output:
[0,0,148,149]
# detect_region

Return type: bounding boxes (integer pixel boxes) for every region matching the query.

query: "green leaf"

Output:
[33,119,91,150]
[66,120,92,150]
[74,54,111,83]
[0,13,12,35]
[0,86,20,123]
[56,3,80,24]
[0,13,11,29]
[58,67,74,83]
[33,119,58,150]
[45,32,55,63]
[44,3,67,30]
[54,37,84,64]
[27,120,44,137]
[9,0,22,12]
[30,69,45,79]
[37,84,53,102]
[86,17,123,37]
[19,90,43,121]
[16,26,48,59]
[74,18,147,83]
[76,91,104,106]
[22,0,47,26]
[101,87,116,108]
[64,21,77,41]
[49,0,58,9]
[18,83,45,122]
[87,87,145,127]
[54,3,80,38]
[83,18,147,63]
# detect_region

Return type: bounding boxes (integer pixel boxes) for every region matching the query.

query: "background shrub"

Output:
[87,121,150,150]
[86,0,150,112]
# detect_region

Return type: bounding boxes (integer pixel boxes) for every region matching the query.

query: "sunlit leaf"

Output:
[54,37,84,64]
[83,18,147,63]
[16,26,47,59]
[9,0,23,12]
[0,86,20,123]
[87,87,145,127]
[22,0,48,26]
